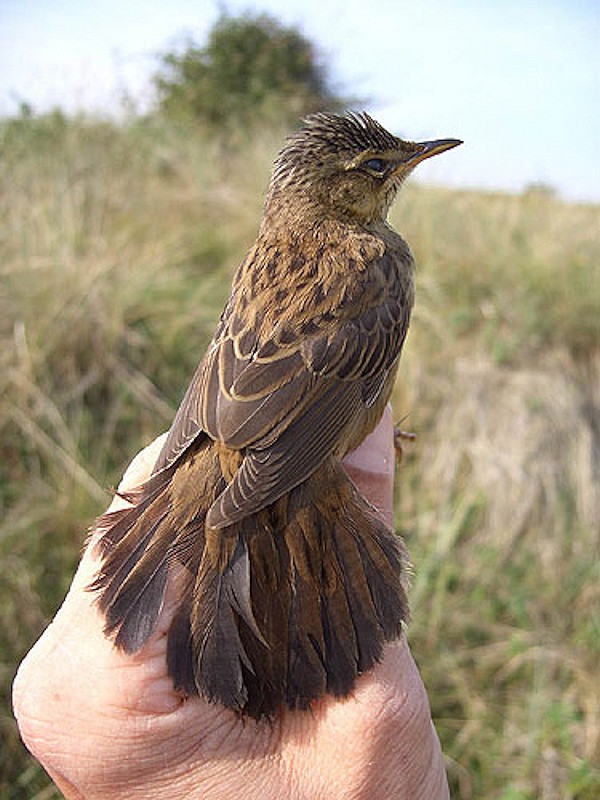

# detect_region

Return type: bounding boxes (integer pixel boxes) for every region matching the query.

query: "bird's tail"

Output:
[91,438,409,719]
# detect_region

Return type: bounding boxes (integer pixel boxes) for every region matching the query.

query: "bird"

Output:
[91,112,461,720]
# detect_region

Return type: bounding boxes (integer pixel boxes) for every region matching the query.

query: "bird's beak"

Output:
[402,138,463,170]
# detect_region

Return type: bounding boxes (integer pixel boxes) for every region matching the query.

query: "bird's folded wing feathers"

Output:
[153,254,409,506]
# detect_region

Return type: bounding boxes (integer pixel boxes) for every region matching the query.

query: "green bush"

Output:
[154,12,346,128]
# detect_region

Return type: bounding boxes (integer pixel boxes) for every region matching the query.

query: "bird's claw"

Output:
[393,424,416,462]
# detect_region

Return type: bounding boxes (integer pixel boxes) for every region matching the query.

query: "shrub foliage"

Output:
[154,12,345,127]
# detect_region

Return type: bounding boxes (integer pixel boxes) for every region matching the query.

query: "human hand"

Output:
[13,407,448,799]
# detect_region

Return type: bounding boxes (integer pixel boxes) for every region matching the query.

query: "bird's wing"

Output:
[151,319,316,475]
[153,248,412,526]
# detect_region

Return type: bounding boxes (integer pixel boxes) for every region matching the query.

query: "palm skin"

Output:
[13,415,450,799]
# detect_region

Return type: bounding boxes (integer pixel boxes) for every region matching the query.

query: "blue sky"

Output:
[1,0,599,201]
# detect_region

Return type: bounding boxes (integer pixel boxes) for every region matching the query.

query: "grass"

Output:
[1,112,598,799]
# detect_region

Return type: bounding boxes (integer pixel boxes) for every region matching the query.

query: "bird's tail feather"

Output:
[91,441,409,719]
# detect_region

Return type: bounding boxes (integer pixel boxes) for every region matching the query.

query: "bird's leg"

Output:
[393,415,416,462]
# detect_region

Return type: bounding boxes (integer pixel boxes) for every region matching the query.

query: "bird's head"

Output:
[267,112,462,226]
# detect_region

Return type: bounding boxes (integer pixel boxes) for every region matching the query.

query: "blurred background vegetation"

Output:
[1,11,598,800]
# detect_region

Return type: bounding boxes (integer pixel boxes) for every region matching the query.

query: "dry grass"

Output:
[390,187,600,799]
[1,113,598,799]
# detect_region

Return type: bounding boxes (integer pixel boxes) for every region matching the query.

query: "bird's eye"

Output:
[364,158,386,173]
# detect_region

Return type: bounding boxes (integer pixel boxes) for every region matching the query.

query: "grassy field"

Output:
[1,113,598,799]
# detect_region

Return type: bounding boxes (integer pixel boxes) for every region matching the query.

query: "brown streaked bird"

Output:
[92,112,461,720]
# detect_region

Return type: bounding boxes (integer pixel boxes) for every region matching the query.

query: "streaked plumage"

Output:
[92,112,461,719]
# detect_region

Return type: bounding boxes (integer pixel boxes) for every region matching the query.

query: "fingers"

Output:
[342,405,395,527]
[107,432,168,513]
